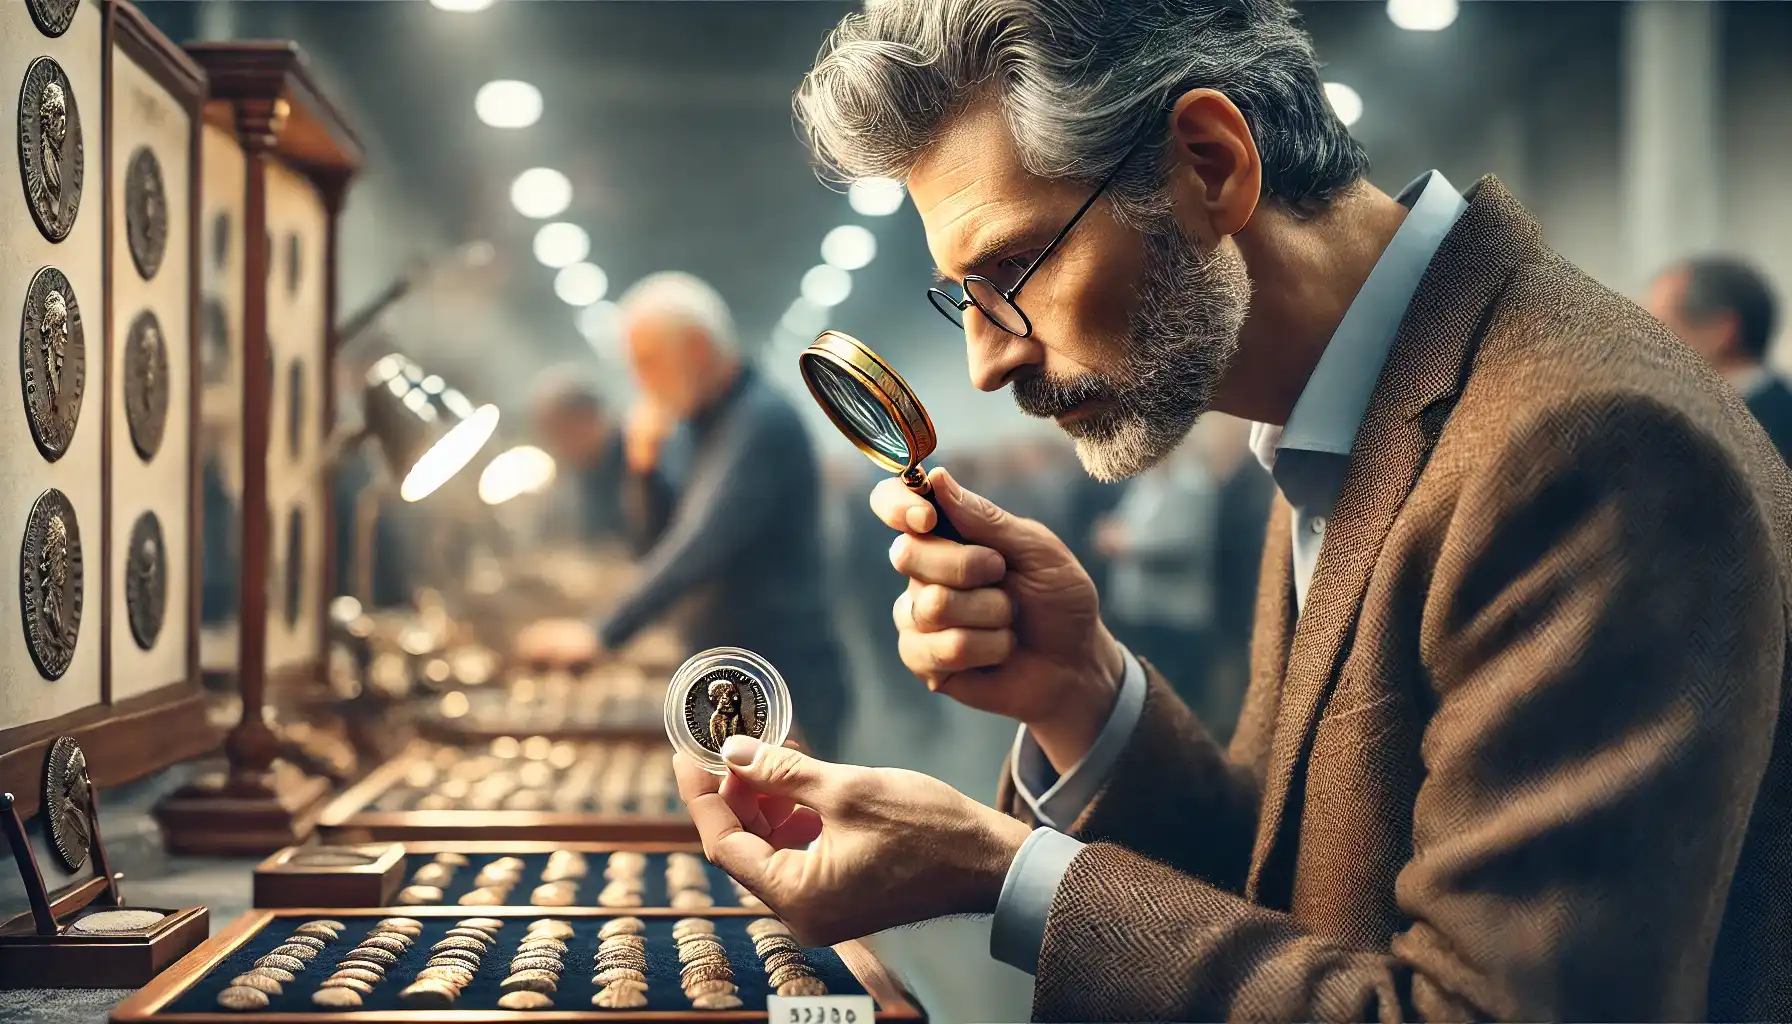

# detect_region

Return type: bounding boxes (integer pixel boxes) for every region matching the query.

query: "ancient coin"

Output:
[762,949,809,976]
[373,917,422,935]
[777,976,829,997]
[410,862,454,887]
[20,490,82,680]
[427,950,481,970]
[215,986,270,1011]
[66,909,165,934]
[499,990,555,1010]
[294,922,346,940]
[25,0,78,37]
[501,969,559,994]
[229,974,282,995]
[312,987,362,1008]
[685,979,738,998]
[677,940,724,964]
[347,946,398,966]
[459,887,507,906]
[597,917,643,940]
[753,934,800,958]
[396,884,443,905]
[671,890,715,910]
[680,962,733,987]
[593,967,647,986]
[443,927,495,945]
[125,147,167,280]
[685,665,769,753]
[331,968,381,986]
[123,311,169,461]
[768,963,819,989]
[432,936,487,955]
[40,736,91,872]
[268,944,317,961]
[509,954,563,974]
[693,992,744,1010]
[360,932,410,952]
[415,966,472,987]
[17,57,84,241]
[458,917,504,932]
[594,984,649,1010]
[19,267,86,461]
[247,966,295,984]
[678,918,719,938]
[399,982,457,1007]
[519,937,567,955]
[281,934,326,951]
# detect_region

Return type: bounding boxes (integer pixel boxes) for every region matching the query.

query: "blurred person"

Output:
[1093,440,1219,724]
[518,273,852,760]
[672,0,1792,1020]
[531,369,665,549]
[1647,256,1790,461]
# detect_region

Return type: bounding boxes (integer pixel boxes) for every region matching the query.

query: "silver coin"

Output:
[684,666,766,754]
[66,909,164,935]
[21,490,83,680]
[17,57,83,242]
[312,987,362,1008]
[124,511,166,651]
[125,148,167,280]
[123,310,169,461]
[19,266,86,461]
[25,0,78,37]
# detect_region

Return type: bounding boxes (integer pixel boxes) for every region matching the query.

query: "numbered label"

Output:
[767,994,876,1024]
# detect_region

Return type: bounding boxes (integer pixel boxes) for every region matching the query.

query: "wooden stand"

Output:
[252,842,405,908]
[152,42,360,856]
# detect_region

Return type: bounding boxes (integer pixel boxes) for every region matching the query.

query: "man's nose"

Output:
[964,316,1037,393]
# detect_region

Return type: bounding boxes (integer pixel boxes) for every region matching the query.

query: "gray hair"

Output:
[795,0,1369,223]
[616,271,738,355]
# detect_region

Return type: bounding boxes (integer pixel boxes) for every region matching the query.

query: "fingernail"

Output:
[905,507,931,532]
[723,735,760,767]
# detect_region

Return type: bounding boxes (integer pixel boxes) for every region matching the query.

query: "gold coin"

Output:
[268,943,317,961]
[519,935,569,953]
[331,967,383,985]
[245,966,295,984]
[399,981,458,1007]
[676,918,718,937]
[501,969,559,993]
[597,917,643,939]
[397,884,445,904]
[677,941,725,964]
[499,990,555,1010]
[310,919,346,932]
[509,954,564,974]
[411,862,455,886]
[312,987,363,1008]
[216,987,270,1010]
[605,851,646,874]
[254,953,305,973]
[769,963,820,989]
[281,934,327,951]
[428,950,482,970]
[320,978,374,994]
[596,891,644,908]
[228,974,282,995]
[416,966,473,986]
[594,984,650,1010]
[777,976,829,997]
[432,935,489,954]
[374,916,422,932]
[593,967,648,986]
[361,933,411,952]
[459,887,508,906]
[680,962,733,987]
[347,946,399,966]
[530,885,576,907]
[335,958,387,975]
[434,852,471,867]
[600,934,646,950]
[685,979,739,998]
[753,935,801,958]
[293,922,342,938]
[489,855,526,872]
[596,953,649,973]
[459,917,505,932]
[671,890,715,910]
[745,918,789,940]
[444,927,497,945]
[528,918,574,936]
[693,992,744,1010]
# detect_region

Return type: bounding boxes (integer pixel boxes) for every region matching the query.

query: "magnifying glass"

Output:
[797,330,964,543]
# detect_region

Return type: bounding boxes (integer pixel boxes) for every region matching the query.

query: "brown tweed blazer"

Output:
[1000,177,1792,1022]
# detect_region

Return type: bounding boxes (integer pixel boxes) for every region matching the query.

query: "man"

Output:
[520,273,853,760]
[673,1,1792,1020]
[530,370,644,548]
[1647,256,1790,461]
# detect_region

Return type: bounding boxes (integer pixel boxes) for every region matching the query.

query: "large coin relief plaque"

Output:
[124,309,170,461]
[126,512,167,651]
[21,489,84,680]
[17,56,84,243]
[126,147,168,280]
[20,267,86,461]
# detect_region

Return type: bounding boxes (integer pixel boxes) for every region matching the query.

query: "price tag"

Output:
[766,994,876,1024]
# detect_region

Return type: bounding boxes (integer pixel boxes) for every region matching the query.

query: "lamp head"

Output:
[361,354,501,502]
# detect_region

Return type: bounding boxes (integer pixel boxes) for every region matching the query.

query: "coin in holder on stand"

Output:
[664,647,792,774]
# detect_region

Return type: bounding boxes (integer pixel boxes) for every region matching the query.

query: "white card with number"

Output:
[766,994,876,1024]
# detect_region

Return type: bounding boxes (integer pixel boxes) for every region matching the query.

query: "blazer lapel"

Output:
[1244,176,1546,902]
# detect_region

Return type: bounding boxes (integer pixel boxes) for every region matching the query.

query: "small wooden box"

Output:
[109,907,925,1022]
[252,843,405,909]
[0,902,208,989]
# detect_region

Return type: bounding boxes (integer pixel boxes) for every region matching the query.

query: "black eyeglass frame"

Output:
[927,130,1156,337]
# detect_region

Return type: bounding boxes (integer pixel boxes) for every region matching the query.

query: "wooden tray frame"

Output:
[108,907,924,1022]
[315,758,698,844]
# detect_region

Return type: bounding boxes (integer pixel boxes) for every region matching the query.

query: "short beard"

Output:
[1011,218,1251,482]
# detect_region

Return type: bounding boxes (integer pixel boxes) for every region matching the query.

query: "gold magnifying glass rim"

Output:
[797,330,939,475]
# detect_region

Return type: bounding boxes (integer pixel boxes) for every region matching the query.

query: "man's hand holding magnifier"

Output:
[673,466,1126,943]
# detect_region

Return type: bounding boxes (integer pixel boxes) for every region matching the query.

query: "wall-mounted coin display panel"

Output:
[316,739,697,845]
[108,908,924,1021]
[0,0,213,827]
[153,41,359,856]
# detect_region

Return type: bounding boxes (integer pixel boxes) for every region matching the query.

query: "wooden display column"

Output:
[153,43,359,855]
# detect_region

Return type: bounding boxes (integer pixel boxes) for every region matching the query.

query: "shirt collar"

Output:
[1251,170,1468,485]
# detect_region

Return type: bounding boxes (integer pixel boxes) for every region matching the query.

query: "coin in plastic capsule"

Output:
[663,648,791,775]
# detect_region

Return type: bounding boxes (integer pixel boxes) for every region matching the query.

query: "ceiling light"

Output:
[848,177,905,217]
[578,300,621,345]
[554,262,608,307]
[475,80,542,129]
[1387,0,1457,31]
[780,297,829,338]
[821,225,877,271]
[510,168,571,219]
[801,265,852,308]
[1323,82,1363,128]
[532,222,589,268]
[430,0,493,10]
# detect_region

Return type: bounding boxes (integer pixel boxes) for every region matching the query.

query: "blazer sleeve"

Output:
[1028,393,1786,1022]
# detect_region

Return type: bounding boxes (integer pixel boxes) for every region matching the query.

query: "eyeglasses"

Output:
[928,131,1154,338]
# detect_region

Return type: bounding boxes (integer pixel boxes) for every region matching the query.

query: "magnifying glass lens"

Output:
[803,358,911,466]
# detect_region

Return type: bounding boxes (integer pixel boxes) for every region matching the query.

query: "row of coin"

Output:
[309,915,424,1008]
[493,917,574,1009]
[215,919,347,1009]
[593,850,650,908]
[749,919,828,997]
[390,740,674,815]
[593,915,652,1009]
[530,849,589,906]
[664,851,716,910]
[398,852,524,906]
[396,915,506,1007]
[671,917,743,1010]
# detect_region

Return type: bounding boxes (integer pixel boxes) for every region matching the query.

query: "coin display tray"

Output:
[109,908,923,1022]
[398,851,740,910]
[421,672,666,743]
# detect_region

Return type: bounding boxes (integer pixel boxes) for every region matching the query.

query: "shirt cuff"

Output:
[990,827,1085,975]
[1009,646,1147,830]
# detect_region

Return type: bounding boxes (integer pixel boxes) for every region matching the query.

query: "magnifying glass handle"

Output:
[921,488,966,544]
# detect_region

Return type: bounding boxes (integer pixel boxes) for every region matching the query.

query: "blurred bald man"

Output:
[518,273,852,759]
[1649,257,1792,462]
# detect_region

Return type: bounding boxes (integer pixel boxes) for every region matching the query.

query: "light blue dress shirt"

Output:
[989,171,1470,975]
